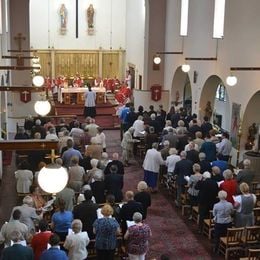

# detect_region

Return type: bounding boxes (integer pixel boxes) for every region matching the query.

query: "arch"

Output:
[241,90,260,154]
[199,75,231,131]
[171,66,191,110]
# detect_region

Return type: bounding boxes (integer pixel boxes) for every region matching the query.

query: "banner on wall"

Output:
[150,85,162,101]
[230,102,241,148]
[20,91,31,103]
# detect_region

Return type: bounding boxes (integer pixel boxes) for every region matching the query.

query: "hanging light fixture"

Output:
[32,75,45,87]
[34,98,51,116]
[38,163,68,194]
[182,64,190,72]
[226,75,237,86]
[153,55,161,65]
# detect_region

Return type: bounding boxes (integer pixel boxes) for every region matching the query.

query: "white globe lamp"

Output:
[153,56,161,65]
[182,64,190,73]
[32,75,45,87]
[38,164,68,194]
[34,100,51,116]
[226,75,237,86]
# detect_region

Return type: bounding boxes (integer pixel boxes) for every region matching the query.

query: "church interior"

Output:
[0,0,260,259]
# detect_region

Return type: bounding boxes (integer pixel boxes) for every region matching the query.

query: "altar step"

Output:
[54,101,119,130]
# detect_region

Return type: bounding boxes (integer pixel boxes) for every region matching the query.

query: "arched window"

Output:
[215,84,226,101]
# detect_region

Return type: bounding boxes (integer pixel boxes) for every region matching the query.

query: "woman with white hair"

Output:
[212,190,233,253]
[124,212,152,260]
[64,219,90,260]
[220,169,237,205]
[10,195,43,233]
[134,181,151,220]
[84,158,104,184]
[166,148,180,177]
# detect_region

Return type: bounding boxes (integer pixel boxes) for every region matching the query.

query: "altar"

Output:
[58,87,106,104]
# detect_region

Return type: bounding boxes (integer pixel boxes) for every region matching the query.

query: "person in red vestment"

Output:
[31,219,53,260]
[220,169,238,205]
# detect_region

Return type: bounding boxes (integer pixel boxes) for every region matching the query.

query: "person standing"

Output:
[84,84,96,118]
[93,204,121,260]
[124,212,152,260]
[143,143,165,193]
[1,231,34,260]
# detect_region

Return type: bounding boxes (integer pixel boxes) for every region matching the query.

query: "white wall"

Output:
[125,0,145,87]
[164,0,260,137]
[133,89,169,112]
[30,0,126,50]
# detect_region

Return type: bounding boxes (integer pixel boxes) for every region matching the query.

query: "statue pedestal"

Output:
[243,151,260,182]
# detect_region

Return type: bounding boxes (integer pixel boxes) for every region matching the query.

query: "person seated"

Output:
[15,160,33,194]
[68,156,85,193]
[31,119,46,139]
[84,158,104,184]
[45,127,59,141]
[43,118,55,132]
[15,127,29,140]
[51,198,73,242]
[31,219,53,260]
[64,219,90,260]
[0,209,29,247]
[40,233,68,259]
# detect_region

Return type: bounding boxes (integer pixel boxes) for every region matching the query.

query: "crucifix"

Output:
[22,91,30,102]
[76,0,79,38]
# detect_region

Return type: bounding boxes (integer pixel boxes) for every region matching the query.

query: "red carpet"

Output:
[54,102,119,129]
[106,130,213,260]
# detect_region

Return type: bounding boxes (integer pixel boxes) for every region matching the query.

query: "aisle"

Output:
[105,130,212,259]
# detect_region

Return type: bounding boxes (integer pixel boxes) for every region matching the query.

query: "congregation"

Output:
[0,102,259,260]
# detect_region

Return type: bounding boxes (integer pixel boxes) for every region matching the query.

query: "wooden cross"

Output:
[14,33,26,52]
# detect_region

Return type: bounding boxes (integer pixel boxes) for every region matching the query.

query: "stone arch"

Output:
[199,75,231,131]
[240,90,260,154]
[171,66,191,110]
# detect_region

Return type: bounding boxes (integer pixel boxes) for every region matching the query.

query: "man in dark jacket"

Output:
[120,191,144,234]
[72,190,98,239]
[174,151,193,207]
[195,171,219,233]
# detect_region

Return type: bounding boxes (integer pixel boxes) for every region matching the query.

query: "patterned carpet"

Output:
[0,130,218,259]
[105,130,213,260]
